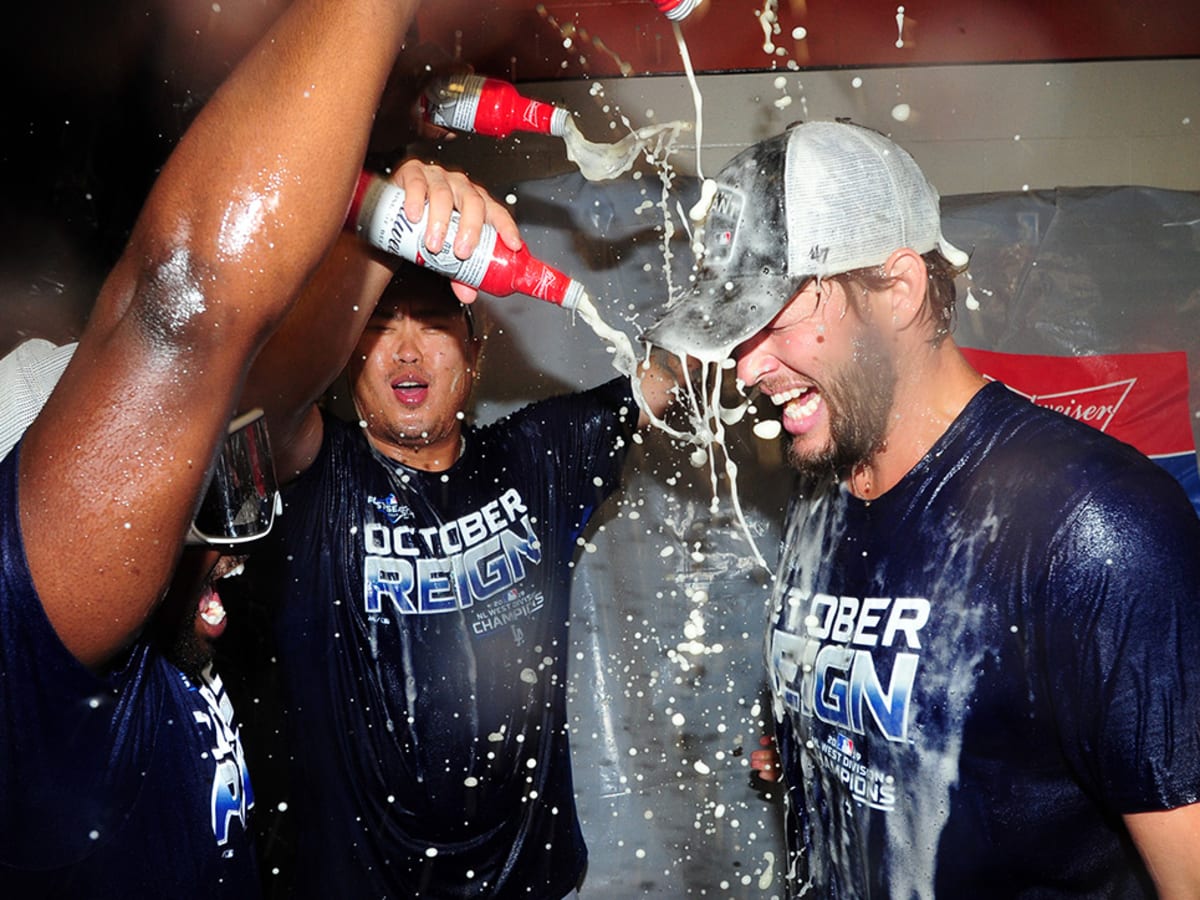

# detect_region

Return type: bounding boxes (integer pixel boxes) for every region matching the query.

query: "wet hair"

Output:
[376,263,477,340]
[826,249,966,346]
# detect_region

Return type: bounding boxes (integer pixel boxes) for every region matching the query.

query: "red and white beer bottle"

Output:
[347,172,585,310]
[653,0,701,21]
[421,73,571,139]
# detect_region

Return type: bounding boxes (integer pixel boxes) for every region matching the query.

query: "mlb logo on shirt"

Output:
[837,734,855,756]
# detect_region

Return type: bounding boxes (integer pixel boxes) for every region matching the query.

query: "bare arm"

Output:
[18,0,419,671]
[1125,805,1200,898]
[634,345,697,429]
[242,158,519,483]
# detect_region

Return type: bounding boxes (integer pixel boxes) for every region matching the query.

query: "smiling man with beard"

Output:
[645,120,1200,899]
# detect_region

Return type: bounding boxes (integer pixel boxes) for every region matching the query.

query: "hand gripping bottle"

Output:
[653,0,701,21]
[421,73,571,139]
[347,172,585,310]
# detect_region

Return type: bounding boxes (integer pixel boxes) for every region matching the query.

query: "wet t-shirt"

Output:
[769,381,1200,898]
[258,378,636,900]
[0,445,259,898]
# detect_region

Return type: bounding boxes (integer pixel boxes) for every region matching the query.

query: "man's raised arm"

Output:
[18,0,421,670]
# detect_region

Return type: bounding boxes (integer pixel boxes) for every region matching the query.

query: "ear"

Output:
[882,248,928,334]
[466,334,484,374]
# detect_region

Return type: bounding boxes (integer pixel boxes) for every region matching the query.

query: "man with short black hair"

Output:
[232,168,684,896]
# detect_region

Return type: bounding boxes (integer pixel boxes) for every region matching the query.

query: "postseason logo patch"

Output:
[961,348,1200,514]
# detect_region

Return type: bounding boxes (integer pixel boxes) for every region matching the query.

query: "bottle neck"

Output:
[477,78,567,138]
[424,74,570,138]
[479,245,582,309]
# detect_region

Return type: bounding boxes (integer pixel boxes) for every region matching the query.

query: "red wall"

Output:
[413,0,1200,82]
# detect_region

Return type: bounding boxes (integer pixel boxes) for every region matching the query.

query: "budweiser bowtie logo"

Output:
[959,347,1194,458]
[959,348,1198,514]
[1006,378,1136,433]
[533,267,558,297]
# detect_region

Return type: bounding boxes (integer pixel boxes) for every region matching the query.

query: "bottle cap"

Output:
[561,279,587,311]
[655,0,701,21]
[549,107,571,138]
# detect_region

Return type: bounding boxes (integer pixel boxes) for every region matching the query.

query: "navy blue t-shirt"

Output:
[0,444,259,897]
[255,378,636,899]
[769,381,1200,898]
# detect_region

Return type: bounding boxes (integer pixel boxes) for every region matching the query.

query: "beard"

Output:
[149,596,214,680]
[786,321,897,480]
[149,553,218,680]
[161,618,213,681]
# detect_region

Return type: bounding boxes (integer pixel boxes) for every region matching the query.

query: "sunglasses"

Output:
[186,408,282,547]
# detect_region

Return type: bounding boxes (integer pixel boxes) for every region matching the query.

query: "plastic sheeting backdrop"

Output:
[440,172,1200,896]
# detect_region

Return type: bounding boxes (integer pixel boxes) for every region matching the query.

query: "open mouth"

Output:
[196,556,247,637]
[391,377,430,406]
[770,384,823,434]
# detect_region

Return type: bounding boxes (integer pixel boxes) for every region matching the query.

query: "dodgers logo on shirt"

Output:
[184,668,254,848]
[361,487,544,617]
[368,492,413,524]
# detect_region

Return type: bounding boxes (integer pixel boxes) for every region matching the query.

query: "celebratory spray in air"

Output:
[420,73,690,183]
[347,172,585,310]
[421,74,571,139]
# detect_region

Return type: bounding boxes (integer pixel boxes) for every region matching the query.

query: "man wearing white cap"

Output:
[646,121,1200,898]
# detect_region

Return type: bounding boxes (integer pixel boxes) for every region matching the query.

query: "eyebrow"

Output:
[369,304,474,339]
[370,303,461,321]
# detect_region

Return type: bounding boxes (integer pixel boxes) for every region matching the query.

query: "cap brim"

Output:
[642,274,806,358]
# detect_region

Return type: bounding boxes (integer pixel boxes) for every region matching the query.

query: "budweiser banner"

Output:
[961,347,1200,515]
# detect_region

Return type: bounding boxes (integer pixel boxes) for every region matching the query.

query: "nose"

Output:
[734,335,776,387]
[390,323,423,364]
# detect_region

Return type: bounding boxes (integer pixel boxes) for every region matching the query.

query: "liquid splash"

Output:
[572,292,769,570]
[672,22,706,179]
[561,117,690,183]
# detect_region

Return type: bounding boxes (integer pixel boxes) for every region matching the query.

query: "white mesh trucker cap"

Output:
[0,339,76,462]
[643,120,969,356]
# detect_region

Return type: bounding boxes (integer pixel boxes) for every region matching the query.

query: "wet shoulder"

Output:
[950,380,1187,521]
[476,377,635,457]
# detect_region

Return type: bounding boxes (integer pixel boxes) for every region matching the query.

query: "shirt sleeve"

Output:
[1042,465,1200,813]
[0,340,77,463]
[509,376,638,510]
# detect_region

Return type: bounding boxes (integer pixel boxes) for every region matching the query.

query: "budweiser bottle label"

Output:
[356,178,499,288]
[426,74,486,133]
